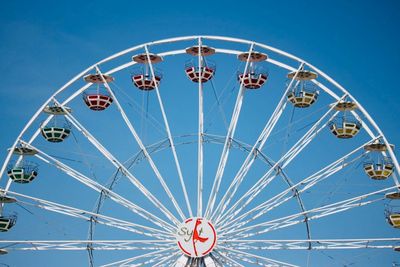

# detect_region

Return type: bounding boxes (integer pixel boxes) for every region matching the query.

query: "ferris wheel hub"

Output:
[176,217,217,258]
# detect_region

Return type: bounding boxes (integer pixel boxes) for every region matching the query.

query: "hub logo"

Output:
[176,217,217,257]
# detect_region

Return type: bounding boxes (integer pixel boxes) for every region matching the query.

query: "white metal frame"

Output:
[0,35,398,267]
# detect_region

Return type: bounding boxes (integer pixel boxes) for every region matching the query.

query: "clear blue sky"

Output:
[0,0,399,266]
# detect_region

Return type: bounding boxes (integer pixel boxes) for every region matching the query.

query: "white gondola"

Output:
[237,51,268,89]
[185,60,216,83]
[237,70,268,89]
[387,213,400,228]
[41,125,71,143]
[83,91,113,111]
[330,101,362,138]
[83,74,114,111]
[7,161,38,184]
[131,67,162,90]
[287,89,319,108]
[364,142,395,180]
[329,119,362,139]
[185,45,216,83]
[287,70,319,108]
[363,160,394,180]
[131,53,163,90]
[0,215,16,232]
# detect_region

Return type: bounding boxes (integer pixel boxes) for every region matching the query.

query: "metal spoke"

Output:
[19,141,175,232]
[210,62,305,222]
[144,45,193,218]
[205,43,255,219]
[197,37,205,217]
[221,185,398,239]
[219,238,400,250]
[55,103,181,225]
[153,251,180,267]
[100,247,175,267]
[0,240,175,251]
[95,66,186,221]
[214,250,245,267]
[5,190,170,239]
[219,137,377,232]
[219,246,299,267]
[216,97,345,227]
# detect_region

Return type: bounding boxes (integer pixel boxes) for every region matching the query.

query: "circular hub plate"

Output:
[176,218,217,258]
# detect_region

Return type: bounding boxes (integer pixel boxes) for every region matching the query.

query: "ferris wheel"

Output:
[0,35,399,266]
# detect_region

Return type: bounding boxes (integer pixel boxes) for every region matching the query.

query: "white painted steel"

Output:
[0,36,398,267]
[204,43,255,219]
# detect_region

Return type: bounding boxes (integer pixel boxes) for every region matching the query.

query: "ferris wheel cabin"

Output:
[364,161,394,180]
[41,126,71,143]
[7,162,38,184]
[237,51,269,89]
[286,70,319,108]
[387,213,400,228]
[0,215,16,232]
[330,101,362,138]
[131,53,163,90]
[185,60,215,83]
[363,143,394,180]
[83,74,114,111]
[184,45,216,83]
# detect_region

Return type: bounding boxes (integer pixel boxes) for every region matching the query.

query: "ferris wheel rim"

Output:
[1,35,398,186]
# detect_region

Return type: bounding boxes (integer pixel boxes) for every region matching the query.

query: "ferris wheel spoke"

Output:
[210,62,305,222]
[204,43,255,219]
[100,247,176,267]
[19,141,175,232]
[164,255,184,267]
[219,246,299,267]
[0,239,175,251]
[94,66,186,221]
[216,97,344,227]
[207,252,228,267]
[129,250,179,267]
[221,185,398,239]
[55,104,181,225]
[219,137,378,232]
[153,251,180,267]
[218,238,400,250]
[144,45,193,218]
[5,190,171,239]
[213,250,245,267]
[197,37,205,217]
